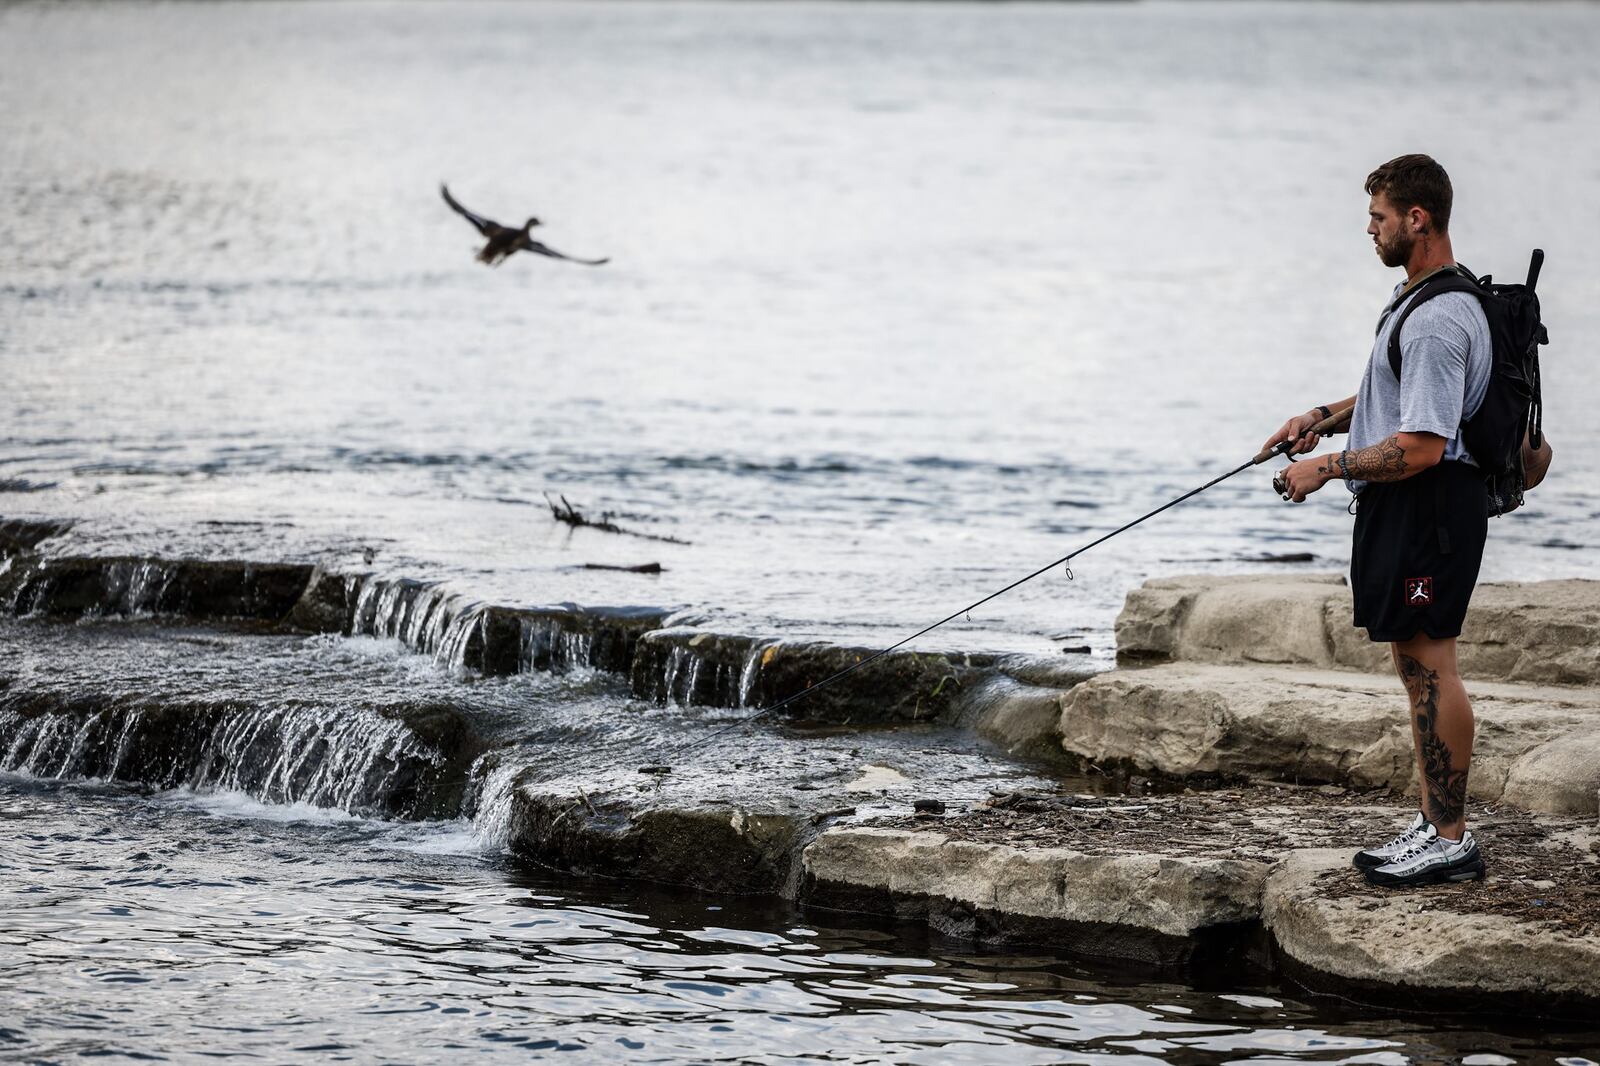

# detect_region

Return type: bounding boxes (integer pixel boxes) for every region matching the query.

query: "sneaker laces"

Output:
[1390,832,1442,865]
[1378,823,1424,853]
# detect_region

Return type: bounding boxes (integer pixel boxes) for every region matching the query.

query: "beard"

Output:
[1376,227,1414,268]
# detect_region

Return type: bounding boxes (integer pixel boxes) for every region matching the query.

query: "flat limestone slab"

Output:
[803,792,1600,1015]
[501,725,1056,895]
[1264,847,1600,1013]
[1059,662,1600,813]
[802,825,1267,941]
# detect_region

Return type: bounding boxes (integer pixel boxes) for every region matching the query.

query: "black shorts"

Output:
[1350,460,1488,643]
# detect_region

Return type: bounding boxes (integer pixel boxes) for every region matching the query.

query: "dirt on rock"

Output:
[873,784,1406,860]
[873,786,1600,939]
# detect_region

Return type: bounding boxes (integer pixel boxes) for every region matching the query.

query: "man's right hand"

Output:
[1262,411,1323,456]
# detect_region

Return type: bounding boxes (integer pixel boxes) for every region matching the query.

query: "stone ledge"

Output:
[1059,662,1600,814]
[2,555,315,622]
[802,826,1267,940]
[630,628,998,724]
[506,789,813,896]
[1264,848,1600,1014]
[794,794,1600,1017]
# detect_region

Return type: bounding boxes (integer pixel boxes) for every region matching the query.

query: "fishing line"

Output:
[645,434,1314,769]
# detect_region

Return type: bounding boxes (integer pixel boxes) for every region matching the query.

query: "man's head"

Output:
[1365,154,1453,268]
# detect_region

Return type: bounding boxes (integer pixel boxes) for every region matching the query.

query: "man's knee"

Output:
[1392,633,1460,677]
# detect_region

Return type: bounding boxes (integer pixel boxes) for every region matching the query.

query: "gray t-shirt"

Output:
[1345,279,1492,493]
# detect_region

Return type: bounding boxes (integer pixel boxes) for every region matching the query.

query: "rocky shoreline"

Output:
[3,515,1598,1017]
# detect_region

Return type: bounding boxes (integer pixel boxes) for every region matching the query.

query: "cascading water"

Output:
[348,575,486,671]
[0,702,464,819]
[463,755,526,852]
[517,617,599,675]
[738,640,777,708]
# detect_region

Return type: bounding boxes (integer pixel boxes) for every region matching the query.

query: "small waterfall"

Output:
[684,655,705,704]
[4,555,312,621]
[347,575,486,671]
[514,607,667,676]
[436,609,482,667]
[4,710,75,771]
[0,704,467,819]
[120,560,173,615]
[518,617,599,675]
[107,708,145,779]
[737,641,779,708]
[661,644,692,706]
[464,756,524,852]
[634,630,757,708]
[192,706,442,813]
[631,630,989,723]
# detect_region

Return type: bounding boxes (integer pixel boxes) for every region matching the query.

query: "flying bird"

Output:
[440,184,610,267]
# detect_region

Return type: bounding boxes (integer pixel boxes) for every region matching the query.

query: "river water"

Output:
[6,772,1599,1064]
[4,0,1599,655]
[5,1,1600,1061]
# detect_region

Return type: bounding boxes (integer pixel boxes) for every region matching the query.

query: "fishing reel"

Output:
[1271,441,1299,502]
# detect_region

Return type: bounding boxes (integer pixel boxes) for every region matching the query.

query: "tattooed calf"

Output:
[1398,653,1468,826]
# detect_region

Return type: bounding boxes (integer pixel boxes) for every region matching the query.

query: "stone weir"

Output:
[0,617,484,820]
[0,529,1091,736]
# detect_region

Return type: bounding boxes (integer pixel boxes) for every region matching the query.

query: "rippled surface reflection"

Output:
[3,776,1594,1064]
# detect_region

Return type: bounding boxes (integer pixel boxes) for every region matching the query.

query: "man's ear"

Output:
[1409,205,1429,234]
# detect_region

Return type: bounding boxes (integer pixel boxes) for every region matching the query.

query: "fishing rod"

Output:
[644,414,1348,771]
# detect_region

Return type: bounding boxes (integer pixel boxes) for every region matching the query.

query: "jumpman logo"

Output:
[1405,577,1433,606]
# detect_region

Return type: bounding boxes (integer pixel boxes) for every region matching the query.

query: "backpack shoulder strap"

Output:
[1385,267,1483,381]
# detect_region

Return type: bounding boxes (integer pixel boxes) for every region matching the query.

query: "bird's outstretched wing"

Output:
[440,184,497,236]
[521,238,610,266]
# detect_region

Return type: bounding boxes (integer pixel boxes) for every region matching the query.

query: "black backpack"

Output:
[1385,250,1548,516]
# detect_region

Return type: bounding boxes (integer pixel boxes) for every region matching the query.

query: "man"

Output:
[1263,154,1547,888]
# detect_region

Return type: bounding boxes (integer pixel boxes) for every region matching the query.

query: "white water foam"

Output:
[156,784,366,825]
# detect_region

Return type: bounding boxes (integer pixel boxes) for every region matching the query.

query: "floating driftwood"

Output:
[582,562,665,574]
[545,493,691,545]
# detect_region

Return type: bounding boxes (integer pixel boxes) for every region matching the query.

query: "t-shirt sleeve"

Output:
[1396,295,1473,440]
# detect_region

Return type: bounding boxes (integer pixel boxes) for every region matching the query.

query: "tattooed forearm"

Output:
[1398,654,1468,827]
[1341,436,1410,481]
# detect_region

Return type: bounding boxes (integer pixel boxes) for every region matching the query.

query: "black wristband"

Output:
[1315,404,1332,421]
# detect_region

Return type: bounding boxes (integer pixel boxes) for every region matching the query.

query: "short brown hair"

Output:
[1366,154,1453,234]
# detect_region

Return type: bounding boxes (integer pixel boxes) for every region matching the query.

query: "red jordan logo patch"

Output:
[1405,576,1433,606]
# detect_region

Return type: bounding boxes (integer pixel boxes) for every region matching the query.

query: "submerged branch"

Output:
[544,493,692,545]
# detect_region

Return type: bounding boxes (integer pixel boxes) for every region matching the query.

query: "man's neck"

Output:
[1403,232,1456,285]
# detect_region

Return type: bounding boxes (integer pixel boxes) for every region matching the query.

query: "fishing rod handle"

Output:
[1250,408,1350,465]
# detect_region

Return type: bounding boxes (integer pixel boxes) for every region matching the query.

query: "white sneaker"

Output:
[1352,811,1427,871]
[1364,823,1486,888]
